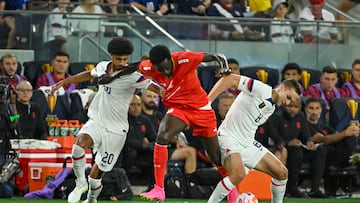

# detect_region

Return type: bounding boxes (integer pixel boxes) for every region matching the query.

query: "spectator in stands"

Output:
[207,0,264,41]
[304,96,359,195]
[298,0,338,44]
[342,58,360,98]
[70,0,105,37]
[270,0,295,43]
[306,66,346,114]
[0,54,26,89]
[128,0,169,15]
[15,81,47,139]
[215,92,234,128]
[336,0,359,43]
[36,51,77,95]
[121,94,157,187]
[268,98,327,198]
[71,92,96,124]
[281,62,306,95]
[168,0,211,15]
[0,0,26,49]
[43,0,72,61]
[140,89,163,133]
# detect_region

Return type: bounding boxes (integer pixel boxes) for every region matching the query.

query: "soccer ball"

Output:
[235,192,258,203]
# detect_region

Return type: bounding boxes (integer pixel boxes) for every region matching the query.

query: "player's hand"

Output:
[51,81,64,96]
[220,68,231,76]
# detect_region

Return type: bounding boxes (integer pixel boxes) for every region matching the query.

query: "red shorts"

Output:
[166,107,217,137]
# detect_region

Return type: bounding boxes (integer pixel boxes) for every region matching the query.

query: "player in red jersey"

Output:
[139,45,230,201]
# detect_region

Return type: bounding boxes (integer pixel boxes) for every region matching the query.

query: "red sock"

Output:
[153,143,168,188]
[217,166,229,177]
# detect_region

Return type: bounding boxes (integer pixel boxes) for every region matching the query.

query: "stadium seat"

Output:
[197,64,219,94]
[329,97,360,131]
[70,88,95,115]
[23,61,50,88]
[300,68,321,90]
[337,68,352,88]
[68,62,98,89]
[31,86,71,125]
[240,66,279,88]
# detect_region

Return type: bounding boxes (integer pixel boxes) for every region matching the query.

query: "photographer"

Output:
[0,76,18,198]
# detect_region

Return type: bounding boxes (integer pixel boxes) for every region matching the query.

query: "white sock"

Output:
[208,176,235,203]
[87,176,103,201]
[271,178,287,203]
[72,144,86,183]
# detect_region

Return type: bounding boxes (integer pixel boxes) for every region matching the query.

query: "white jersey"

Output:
[88,61,153,133]
[218,76,275,147]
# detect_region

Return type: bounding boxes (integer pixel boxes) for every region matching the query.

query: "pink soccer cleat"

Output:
[139,185,165,202]
[227,187,239,203]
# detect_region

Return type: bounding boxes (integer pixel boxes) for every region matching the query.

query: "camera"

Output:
[0,76,20,183]
[0,76,10,104]
[0,150,20,183]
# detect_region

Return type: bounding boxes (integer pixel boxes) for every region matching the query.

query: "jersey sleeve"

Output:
[129,72,154,89]
[91,61,108,78]
[237,75,272,99]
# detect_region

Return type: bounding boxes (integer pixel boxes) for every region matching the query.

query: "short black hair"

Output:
[304,96,322,108]
[227,58,239,65]
[322,66,337,74]
[107,37,133,55]
[52,50,70,60]
[281,62,301,80]
[149,45,171,65]
[282,78,301,95]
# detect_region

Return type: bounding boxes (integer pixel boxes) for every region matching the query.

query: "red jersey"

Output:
[139,52,209,109]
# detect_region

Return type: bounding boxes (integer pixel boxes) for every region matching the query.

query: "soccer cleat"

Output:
[227,187,239,203]
[68,179,88,203]
[139,185,165,202]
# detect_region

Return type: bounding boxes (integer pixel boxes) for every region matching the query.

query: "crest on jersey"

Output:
[258,102,265,109]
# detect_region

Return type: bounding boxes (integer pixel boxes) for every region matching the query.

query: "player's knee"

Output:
[229,169,245,185]
[276,165,288,180]
[156,132,172,144]
[75,133,93,148]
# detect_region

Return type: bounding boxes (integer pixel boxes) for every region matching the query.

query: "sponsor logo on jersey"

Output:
[178,58,189,64]
[143,66,151,70]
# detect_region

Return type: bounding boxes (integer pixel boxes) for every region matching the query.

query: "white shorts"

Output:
[218,135,268,169]
[79,119,127,172]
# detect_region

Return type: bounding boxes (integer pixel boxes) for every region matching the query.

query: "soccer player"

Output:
[207,74,301,203]
[51,37,161,203]
[138,45,230,202]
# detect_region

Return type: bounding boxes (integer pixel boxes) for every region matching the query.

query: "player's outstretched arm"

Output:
[202,53,231,75]
[51,70,93,95]
[208,74,240,102]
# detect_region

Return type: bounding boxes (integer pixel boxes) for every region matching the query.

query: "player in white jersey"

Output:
[51,37,161,203]
[207,74,301,203]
